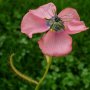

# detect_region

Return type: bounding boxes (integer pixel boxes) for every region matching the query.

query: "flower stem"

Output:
[35,55,52,90]
[9,53,38,85]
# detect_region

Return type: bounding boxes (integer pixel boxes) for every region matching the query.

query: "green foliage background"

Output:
[0,0,90,90]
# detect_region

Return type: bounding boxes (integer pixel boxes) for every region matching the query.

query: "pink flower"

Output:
[21,3,88,57]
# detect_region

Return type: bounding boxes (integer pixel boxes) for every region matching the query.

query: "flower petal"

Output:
[21,12,49,38]
[30,3,56,19]
[38,31,72,57]
[58,8,80,21]
[65,20,88,34]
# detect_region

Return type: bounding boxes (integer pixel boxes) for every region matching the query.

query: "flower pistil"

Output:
[46,15,64,31]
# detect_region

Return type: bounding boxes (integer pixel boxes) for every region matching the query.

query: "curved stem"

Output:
[35,55,52,90]
[9,53,38,85]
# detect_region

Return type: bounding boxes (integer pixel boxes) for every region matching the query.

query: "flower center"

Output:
[46,15,64,31]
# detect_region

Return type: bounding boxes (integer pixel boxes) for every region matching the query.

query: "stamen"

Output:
[46,15,64,31]
[50,29,55,32]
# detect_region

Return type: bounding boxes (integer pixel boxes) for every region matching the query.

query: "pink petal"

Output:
[30,3,56,19]
[21,12,49,38]
[38,31,72,57]
[65,20,88,34]
[58,8,80,22]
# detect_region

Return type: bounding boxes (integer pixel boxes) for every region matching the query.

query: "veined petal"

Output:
[21,12,49,38]
[58,8,80,21]
[38,31,72,57]
[58,8,88,34]
[30,2,56,19]
[65,20,88,34]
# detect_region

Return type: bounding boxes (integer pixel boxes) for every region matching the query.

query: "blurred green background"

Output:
[0,0,90,90]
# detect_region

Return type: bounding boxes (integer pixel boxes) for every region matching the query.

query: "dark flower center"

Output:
[55,17,60,22]
[46,15,64,31]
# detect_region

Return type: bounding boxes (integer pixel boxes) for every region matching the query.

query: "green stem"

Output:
[9,53,38,85]
[35,55,52,90]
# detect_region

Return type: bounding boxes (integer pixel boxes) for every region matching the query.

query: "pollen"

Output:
[50,29,55,32]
